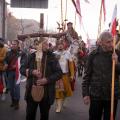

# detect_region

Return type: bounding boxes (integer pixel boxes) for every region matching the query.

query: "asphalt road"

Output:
[0,77,120,120]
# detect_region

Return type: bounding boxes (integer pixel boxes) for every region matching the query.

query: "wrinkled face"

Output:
[101,38,113,52]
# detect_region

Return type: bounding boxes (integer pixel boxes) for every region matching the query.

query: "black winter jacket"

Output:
[82,46,120,100]
[20,51,62,105]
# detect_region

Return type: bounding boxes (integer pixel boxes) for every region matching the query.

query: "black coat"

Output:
[82,46,120,100]
[4,49,26,71]
[20,51,62,105]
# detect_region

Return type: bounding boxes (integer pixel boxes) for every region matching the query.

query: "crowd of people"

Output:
[0,22,120,120]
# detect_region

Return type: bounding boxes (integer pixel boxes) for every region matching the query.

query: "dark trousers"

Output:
[89,99,118,120]
[7,71,20,101]
[26,98,51,120]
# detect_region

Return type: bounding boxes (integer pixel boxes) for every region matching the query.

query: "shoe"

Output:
[10,99,15,107]
[5,88,9,94]
[56,99,63,113]
[62,98,70,108]
[14,104,19,110]
[10,103,15,107]
[56,108,61,113]
[14,100,19,110]
[1,94,6,101]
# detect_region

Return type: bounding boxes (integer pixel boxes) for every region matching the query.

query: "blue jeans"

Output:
[7,71,20,100]
[3,72,9,90]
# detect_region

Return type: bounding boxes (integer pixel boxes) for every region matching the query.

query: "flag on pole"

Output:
[71,0,88,40]
[102,0,106,21]
[71,0,82,25]
[110,4,117,120]
[98,2,103,37]
[15,57,21,85]
[76,0,81,15]
[110,4,117,37]
[76,0,82,23]
[71,0,81,17]
[97,0,106,37]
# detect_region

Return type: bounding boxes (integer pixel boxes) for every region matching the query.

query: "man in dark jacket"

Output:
[82,31,120,120]
[4,40,23,109]
[20,40,62,120]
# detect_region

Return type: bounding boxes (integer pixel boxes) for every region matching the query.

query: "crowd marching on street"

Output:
[0,21,120,120]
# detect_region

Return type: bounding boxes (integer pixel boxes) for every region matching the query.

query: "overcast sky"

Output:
[7,0,120,42]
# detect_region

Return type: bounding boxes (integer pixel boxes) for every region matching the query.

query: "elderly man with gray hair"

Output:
[82,31,120,120]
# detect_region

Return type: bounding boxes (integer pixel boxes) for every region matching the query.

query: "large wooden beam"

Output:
[17,32,66,41]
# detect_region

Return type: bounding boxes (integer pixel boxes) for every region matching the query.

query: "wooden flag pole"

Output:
[74,12,77,29]
[110,36,116,120]
[97,0,102,38]
[64,0,68,30]
[61,0,63,25]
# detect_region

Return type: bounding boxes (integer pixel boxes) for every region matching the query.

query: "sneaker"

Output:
[10,99,15,107]
[1,94,6,101]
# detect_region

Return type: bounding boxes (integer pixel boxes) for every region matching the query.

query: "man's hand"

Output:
[36,78,48,86]
[83,96,90,105]
[32,70,42,78]
[112,52,118,64]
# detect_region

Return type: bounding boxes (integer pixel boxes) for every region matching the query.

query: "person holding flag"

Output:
[82,31,120,120]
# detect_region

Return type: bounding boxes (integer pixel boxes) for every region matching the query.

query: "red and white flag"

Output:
[76,0,81,15]
[102,0,106,21]
[15,57,21,85]
[71,0,82,25]
[98,0,106,36]
[110,4,117,37]
[76,0,82,22]
[71,0,82,17]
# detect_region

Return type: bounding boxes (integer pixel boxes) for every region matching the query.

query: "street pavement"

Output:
[0,77,120,120]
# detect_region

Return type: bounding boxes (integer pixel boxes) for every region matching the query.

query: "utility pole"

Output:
[2,0,6,39]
